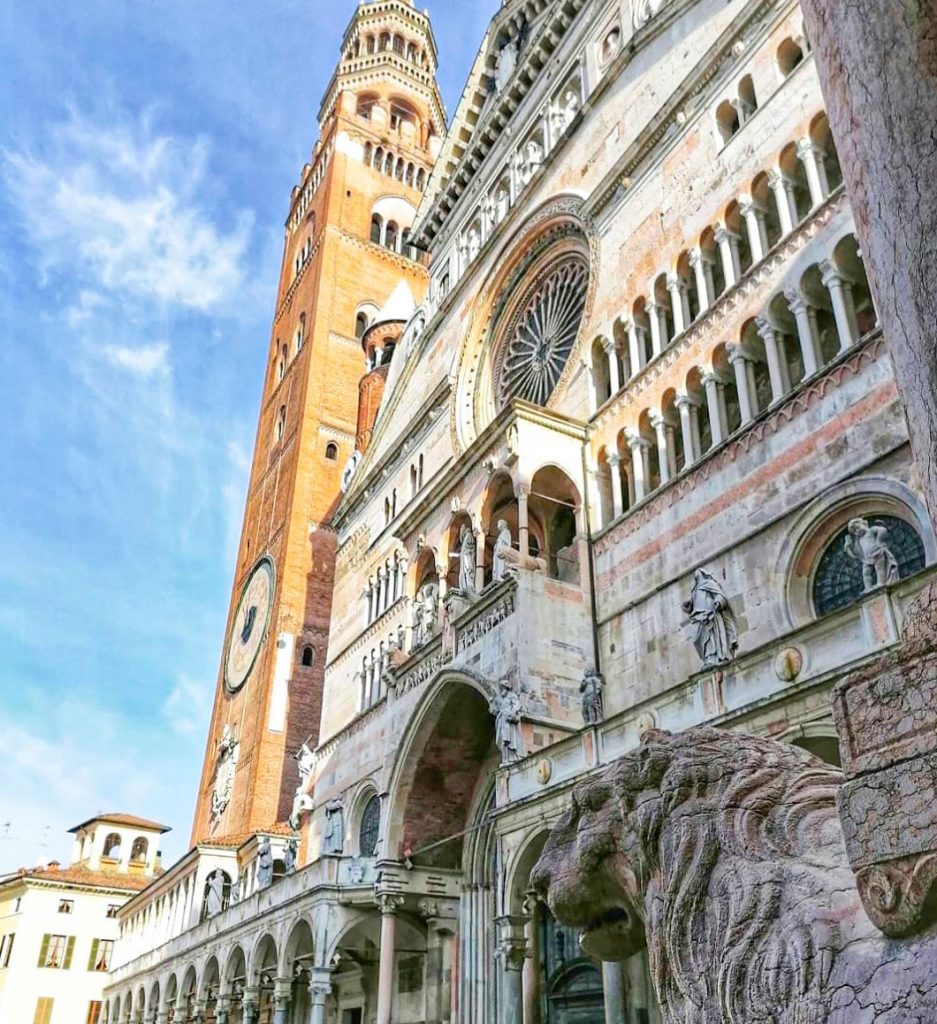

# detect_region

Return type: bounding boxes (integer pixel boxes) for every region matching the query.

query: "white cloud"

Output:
[3,108,252,312]
[162,673,214,737]
[102,342,170,379]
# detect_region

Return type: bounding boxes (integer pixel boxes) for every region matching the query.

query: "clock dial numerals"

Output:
[224,558,275,694]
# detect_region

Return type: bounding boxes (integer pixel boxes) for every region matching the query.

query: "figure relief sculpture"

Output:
[682,569,739,668]
[229,877,240,906]
[580,667,605,725]
[532,727,937,1023]
[845,517,900,591]
[458,523,477,594]
[411,595,426,649]
[562,88,581,128]
[494,39,518,91]
[211,724,240,825]
[323,798,345,855]
[205,870,226,918]
[491,678,524,764]
[284,838,298,876]
[256,837,274,889]
[492,519,513,583]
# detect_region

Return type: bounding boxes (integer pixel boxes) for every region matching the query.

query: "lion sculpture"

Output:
[531,728,937,1023]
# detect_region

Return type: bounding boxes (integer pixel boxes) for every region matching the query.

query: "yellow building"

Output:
[0,815,167,1024]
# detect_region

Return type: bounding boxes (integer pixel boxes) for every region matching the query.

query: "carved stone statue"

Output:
[229,877,240,906]
[682,569,739,668]
[562,88,581,128]
[323,798,345,855]
[521,139,543,184]
[580,667,605,725]
[458,524,477,594]
[211,724,239,825]
[423,582,439,635]
[492,520,513,583]
[491,679,524,764]
[494,39,518,91]
[532,727,937,1023]
[256,837,274,889]
[284,838,298,876]
[411,595,426,649]
[205,870,225,917]
[295,742,315,786]
[467,226,481,262]
[845,517,900,591]
[289,792,313,831]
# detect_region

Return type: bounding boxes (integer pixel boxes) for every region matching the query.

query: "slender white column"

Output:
[820,260,861,350]
[784,287,822,375]
[702,372,725,445]
[646,302,663,356]
[625,430,647,502]
[675,394,697,465]
[623,317,641,378]
[665,425,678,478]
[755,316,791,400]
[727,344,755,423]
[689,247,711,313]
[649,412,671,485]
[475,528,485,592]
[586,355,598,414]
[517,486,530,556]
[607,453,624,519]
[739,196,766,263]
[522,902,542,1024]
[375,895,402,1024]
[797,138,826,207]
[667,274,687,335]
[602,961,627,1023]
[715,227,740,288]
[603,338,621,394]
[767,169,796,235]
[716,382,729,437]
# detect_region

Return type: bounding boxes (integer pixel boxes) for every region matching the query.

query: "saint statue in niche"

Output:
[845,517,900,591]
[682,569,739,669]
[580,667,605,725]
[459,523,477,593]
[323,798,345,855]
[491,679,524,764]
[492,520,513,582]
[205,871,225,917]
[257,837,274,889]
[284,838,298,876]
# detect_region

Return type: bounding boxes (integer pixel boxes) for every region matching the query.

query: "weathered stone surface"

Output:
[533,728,937,1022]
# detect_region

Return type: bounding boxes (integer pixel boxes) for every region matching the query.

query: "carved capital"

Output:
[374,891,405,916]
[820,258,852,290]
[855,853,937,938]
[726,342,750,366]
[754,313,780,344]
[782,285,811,315]
[648,409,667,431]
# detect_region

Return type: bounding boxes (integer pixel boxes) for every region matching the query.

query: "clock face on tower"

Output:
[224,556,276,694]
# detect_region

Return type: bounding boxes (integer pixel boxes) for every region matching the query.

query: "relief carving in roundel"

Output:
[493,255,589,409]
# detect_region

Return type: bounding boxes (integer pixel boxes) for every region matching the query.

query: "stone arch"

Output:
[280,916,315,1015]
[481,471,520,581]
[134,985,146,1022]
[249,932,279,987]
[778,719,842,766]
[161,972,179,1014]
[384,669,499,866]
[504,826,553,917]
[178,964,198,1017]
[146,979,160,1020]
[778,475,935,627]
[198,954,221,1006]
[528,464,582,581]
[222,943,248,998]
[349,778,381,856]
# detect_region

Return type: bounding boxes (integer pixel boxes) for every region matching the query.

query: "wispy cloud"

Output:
[162,672,214,737]
[102,341,170,379]
[3,108,252,313]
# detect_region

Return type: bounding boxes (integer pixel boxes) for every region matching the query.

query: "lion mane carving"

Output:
[532,728,937,1023]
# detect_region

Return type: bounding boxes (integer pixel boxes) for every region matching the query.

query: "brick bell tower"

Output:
[191,0,445,845]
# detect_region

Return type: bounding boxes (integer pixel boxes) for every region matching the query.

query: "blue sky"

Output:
[0,0,494,870]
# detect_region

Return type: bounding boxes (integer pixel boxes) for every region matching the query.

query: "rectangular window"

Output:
[87,1001,103,1024]
[33,997,54,1024]
[0,932,14,967]
[87,938,114,972]
[38,933,74,969]
[58,899,74,914]
[106,904,120,919]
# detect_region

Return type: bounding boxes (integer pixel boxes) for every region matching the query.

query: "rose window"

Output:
[496,257,588,407]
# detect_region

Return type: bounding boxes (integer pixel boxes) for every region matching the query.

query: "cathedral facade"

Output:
[104,0,935,1022]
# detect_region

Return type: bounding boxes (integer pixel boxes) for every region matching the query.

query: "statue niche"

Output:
[532,727,937,1023]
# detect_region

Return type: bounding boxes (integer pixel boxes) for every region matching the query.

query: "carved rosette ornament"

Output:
[496,258,588,407]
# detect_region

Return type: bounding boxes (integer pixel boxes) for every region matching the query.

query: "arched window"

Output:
[130,838,148,863]
[325,442,339,461]
[275,406,287,443]
[355,312,370,339]
[295,313,306,354]
[716,99,740,144]
[738,75,757,122]
[102,834,122,859]
[385,221,399,252]
[301,645,315,668]
[359,795,381,856]
[813,516,925,616]
[392,34,404,55]
[370,214,383,244]
[778,38,805,77]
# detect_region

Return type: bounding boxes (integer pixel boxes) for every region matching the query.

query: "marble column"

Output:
[646,302,663,357]
[272,978,292,1024]
[625,430,647,503]
[666,274,686,336]
[783,287,822,376]
[375,894,403,1024]
[649,412,671,485]
[714,227,740,288]
[475,528,486,592]
[727,344,755,424]
[739,196,766,263]
[308,967,332,1024]
[755,316,791,400]
[522,899,542,1024]
[517,486,530,556]
[767,168,796,234]
[796,138,826,207]
[624,317,642,374]
[603,338,621,394]
[702,371,725,446]
[688,246,711,313]
[602,961,627,1023]
[675,394,697,466]
[820,260,861,350]
[607,454,624,519]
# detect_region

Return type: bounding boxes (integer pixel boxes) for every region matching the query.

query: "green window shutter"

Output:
[63,936,75,970]
[37,934,50,968]
[87,939,99,972]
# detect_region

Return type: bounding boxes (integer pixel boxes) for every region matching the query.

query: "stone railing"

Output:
[454,579,518,656]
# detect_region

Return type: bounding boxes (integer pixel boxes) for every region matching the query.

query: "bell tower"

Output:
[191,0,445,845]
